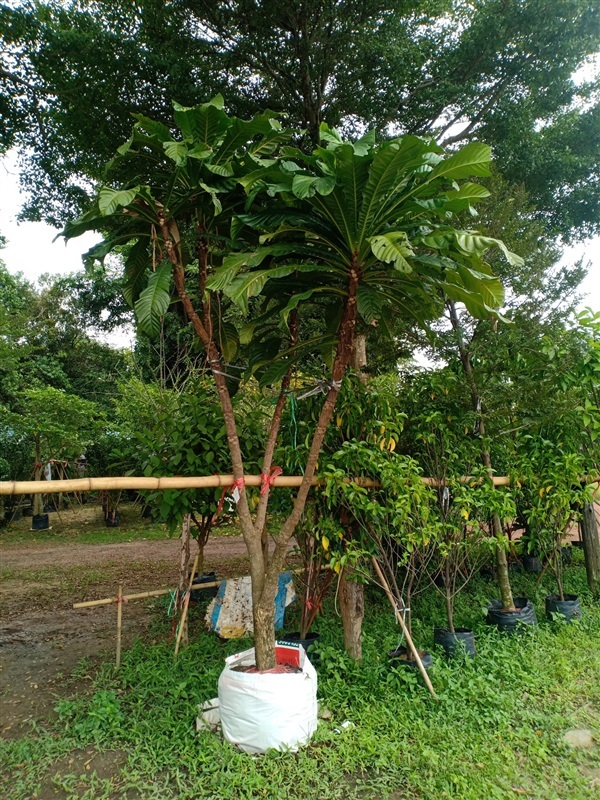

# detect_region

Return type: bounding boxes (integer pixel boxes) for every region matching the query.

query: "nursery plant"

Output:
[320,440,441,663]
[515,439,591,617]
[64,96,517,671]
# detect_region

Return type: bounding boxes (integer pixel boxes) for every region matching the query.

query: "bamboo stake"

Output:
[0,473,514,496]
[72,565,314,609]
[73,581,221,609]
[372,557,437,698]
[116,583,123,669]
[174,552,199,658]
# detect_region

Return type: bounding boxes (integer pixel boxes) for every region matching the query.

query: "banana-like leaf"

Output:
[453,231,524,266]
[123,239,150,307]
[225,263,325,312]
[357,283,384,322]
[98,187,140,216]
[441,280,510,322]
[219,321,239,363]
[172,98,228,145]
[369,232,414,272]
[163,140,189,166]
[132,114,172,143]
[292,174,336,199]
[427,142,491,182]
[455,264,505,309]
[134,265,171,337]
[207,244,305,291]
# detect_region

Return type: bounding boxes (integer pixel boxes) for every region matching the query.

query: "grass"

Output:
[1,553,599,800]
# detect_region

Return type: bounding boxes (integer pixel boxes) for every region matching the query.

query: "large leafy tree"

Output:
[64,98,516,669]
[3,0,599,238]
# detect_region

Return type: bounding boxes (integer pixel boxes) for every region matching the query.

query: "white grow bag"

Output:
[218,647,318,754]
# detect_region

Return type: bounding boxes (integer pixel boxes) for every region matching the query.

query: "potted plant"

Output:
[322,441,440,672]
[517,444,589,622]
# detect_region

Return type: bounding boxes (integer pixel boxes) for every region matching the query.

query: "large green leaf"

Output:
[98,187,140,216]
[427,142,491,182]
[123,239,150,307]
[163,140,189,166]
[357,136,436,242]
[172,97,228,145]
[369,232,414,272]
[225,263,324,312]
[134,265,171,337]
[291,174,336,199]
[357,283,384,322]
[453,232,523,266]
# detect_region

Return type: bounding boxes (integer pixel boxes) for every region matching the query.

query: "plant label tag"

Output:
[232,487,241,504]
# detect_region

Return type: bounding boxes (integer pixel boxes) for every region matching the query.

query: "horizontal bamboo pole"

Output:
[0,473,511,496]
[73,580,221,608]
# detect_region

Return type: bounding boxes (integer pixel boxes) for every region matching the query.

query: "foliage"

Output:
[3,0,599,238]
[10,386,105,465]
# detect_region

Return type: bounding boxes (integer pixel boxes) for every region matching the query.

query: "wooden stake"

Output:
[174,552,199,658]
[116,582,123,669]
[372,558,437,698]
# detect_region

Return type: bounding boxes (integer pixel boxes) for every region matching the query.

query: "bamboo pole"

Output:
[0,473,513,496]
[174,552,199,658]
[73,581,221,609]
[116,583,123,669]
[372,557,437,698]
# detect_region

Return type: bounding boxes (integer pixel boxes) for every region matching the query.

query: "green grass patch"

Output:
[1,557,598,799]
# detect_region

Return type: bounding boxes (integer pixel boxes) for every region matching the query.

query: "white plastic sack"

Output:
[218,647,318,754]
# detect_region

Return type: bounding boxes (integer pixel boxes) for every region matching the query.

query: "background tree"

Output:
[3,0,598,238]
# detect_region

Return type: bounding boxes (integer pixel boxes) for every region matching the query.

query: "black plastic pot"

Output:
[105,515,120,528]
[388,645,434,670]
[521,554,543,573]
[545,594,582,623]
[190,572,219,602]
[22,505,33,517]
[560,547,573,566]
[31,513,50,531]
[433,627,476,658]
[486,597,537,634]
[282,631,321,655]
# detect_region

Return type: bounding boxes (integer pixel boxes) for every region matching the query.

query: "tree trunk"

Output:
[253,600,277,670]
[581,501,600,597]
[339,567,364,662]
[444,558,455,633]
[178,514,191,646]
[33,434,44,517]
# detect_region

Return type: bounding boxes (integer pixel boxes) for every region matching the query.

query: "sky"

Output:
[1,149,599,345]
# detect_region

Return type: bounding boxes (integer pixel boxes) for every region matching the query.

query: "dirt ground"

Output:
[0,525,263,741]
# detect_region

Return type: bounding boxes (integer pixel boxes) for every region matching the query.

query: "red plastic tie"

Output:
[212,476,246,523]
[260,466,283,496]
[115,596,128,604]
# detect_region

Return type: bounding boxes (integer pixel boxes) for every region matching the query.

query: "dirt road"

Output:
[0,534,249,570]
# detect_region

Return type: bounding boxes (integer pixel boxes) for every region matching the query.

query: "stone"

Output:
[563,729,595,749]
[318,705,333,721]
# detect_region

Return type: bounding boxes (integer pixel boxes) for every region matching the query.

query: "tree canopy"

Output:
[2,0,598,238]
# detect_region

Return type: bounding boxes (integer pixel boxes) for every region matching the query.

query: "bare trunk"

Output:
[448,301,515,610]
[339,567,364,662]
[444,558,455,633]
[253,598,277,670]
[178,514,191,646]
[580,502,600,597]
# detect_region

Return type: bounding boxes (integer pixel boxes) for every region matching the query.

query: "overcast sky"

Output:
[1,149,599,344]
